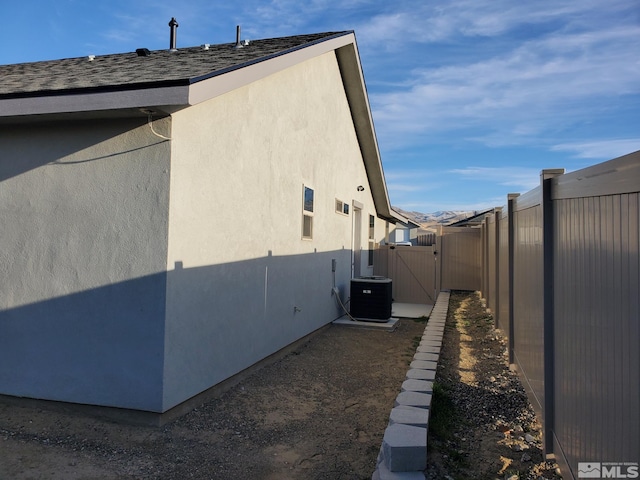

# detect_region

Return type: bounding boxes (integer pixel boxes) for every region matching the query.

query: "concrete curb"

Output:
[372,291,451,480]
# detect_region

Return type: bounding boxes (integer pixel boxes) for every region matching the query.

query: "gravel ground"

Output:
[425,291,563,480]
[0,319,425,480]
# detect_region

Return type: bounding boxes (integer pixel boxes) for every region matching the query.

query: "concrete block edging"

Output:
[372,291,451,479]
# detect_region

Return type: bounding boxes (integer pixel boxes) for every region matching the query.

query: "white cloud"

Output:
[355,0,634,46]
[397,197,505,213]
[551,139,640,159]
[386,171,440,198]
[243,0,371,37]
[370,20,640,149]
[449,166,542,191]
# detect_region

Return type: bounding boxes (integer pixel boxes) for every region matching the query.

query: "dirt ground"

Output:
[0,292,563,480]
[0,319,425,480]
[425,291,562,480]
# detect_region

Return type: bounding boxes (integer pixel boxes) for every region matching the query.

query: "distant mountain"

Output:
[392,207,478,231]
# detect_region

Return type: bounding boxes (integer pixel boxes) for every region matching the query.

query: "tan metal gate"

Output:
[374,245,436,304]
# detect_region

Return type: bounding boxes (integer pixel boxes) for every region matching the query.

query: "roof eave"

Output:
[0,32,356,121]
[0,84,190,119]
[334,37,394,222]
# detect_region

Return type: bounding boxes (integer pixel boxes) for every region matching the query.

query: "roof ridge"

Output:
[0,31,354,99]
[1,31,352,67]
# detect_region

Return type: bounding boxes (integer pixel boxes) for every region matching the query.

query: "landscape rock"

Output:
[424,292,562,480]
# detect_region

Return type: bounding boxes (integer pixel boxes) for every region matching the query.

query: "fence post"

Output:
[507,193,519,366]
[541,168,564,456]
[435,225,442,299]
[479,223,485,297]
[483,215,490,308]
[493,207,503,327]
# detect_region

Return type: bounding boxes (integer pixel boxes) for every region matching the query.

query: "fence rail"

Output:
[468,151,640,479]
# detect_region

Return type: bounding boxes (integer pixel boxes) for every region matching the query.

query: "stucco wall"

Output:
[0,117,171,411]
[163,51,384,409]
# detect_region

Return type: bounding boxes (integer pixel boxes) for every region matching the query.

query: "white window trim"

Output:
[302,184,314,240]
[335,198,350,216]
[368,214,375,267]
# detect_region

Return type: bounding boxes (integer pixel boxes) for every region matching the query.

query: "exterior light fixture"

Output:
[357,185,365,191]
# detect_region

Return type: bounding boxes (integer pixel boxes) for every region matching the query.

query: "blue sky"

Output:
[2,1,639,213]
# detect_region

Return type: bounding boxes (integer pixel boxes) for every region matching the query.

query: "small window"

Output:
[302,214,313,239]
[302,186,314,239]
[304,186,314,213]
[335,199,350,216]
[369,215,375,240]
[368,215,375,266]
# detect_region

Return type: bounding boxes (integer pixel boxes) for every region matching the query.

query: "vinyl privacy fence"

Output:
[475,151,639,480]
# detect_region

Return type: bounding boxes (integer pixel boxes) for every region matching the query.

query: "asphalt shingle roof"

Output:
[0,32,349,99]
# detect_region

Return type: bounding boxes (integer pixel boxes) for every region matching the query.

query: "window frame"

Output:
[368,214,375,266]
[335,198,350,216]
[302,185,314,240]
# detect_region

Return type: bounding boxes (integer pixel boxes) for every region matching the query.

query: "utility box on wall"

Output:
[350,276,393,321]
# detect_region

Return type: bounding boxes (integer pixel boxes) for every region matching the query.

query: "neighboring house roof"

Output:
[404,219,422,229]
[0,30,395,221]
[390,208,417,227]
[448,209,494,227]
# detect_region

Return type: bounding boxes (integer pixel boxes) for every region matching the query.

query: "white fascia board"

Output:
[0,85,189,118]
[390,210,410,225]
[187,34,357,106]
[334,39,394,222]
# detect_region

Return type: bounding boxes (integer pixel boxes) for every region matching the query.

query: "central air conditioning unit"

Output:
[350,276,393,322]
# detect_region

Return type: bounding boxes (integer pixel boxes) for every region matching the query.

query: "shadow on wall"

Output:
[0,117,156,182]
[0,248,353,413]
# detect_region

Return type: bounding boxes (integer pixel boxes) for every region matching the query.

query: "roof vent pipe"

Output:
[169,17,179,51]
[234,25,243,49]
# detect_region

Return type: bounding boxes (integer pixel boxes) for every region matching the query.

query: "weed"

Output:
[413,315,429,324]
[503,469,521,479]
[429,382,457,440]
[429,382,470,472]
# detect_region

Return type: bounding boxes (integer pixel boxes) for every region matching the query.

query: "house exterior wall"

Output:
[0,117,171,411]
[162,51,383,409]
[390,225,419,244]
[392,227,407,243]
